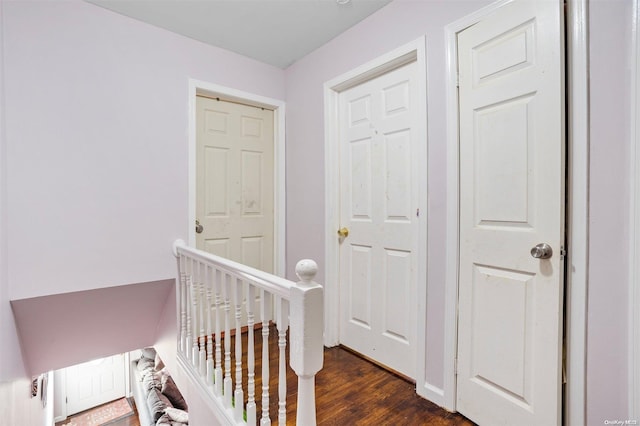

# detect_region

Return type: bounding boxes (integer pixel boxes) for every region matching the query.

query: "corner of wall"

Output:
[153,279,178,375]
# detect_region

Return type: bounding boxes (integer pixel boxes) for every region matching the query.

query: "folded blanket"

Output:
[156,413,187,426]
[164,406,188,424]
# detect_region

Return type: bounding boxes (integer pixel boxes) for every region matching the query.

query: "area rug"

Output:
[58,397,134,426]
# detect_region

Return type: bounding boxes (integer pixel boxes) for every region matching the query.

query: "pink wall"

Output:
[154,283,179,376]
[0,0,634,423]
[11,280,173,375]
[0,0,285,383]
[587,0,633,421]
[284,0,494,394]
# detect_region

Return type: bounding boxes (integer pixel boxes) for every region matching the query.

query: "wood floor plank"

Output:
[315,347,475,426]
[220,326,475,425]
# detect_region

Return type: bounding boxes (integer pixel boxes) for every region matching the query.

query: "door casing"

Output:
[323,36,429,393]
[188,79,286,276]
[443,0,589,423]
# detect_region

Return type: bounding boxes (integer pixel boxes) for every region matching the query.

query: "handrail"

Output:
[172,239,324,425]
[173,239,294,299]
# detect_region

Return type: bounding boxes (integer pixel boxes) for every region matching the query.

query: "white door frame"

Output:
[630,0,640,420]
[187,79,286,276]
[443,0,589,424]
[323,36,428,375]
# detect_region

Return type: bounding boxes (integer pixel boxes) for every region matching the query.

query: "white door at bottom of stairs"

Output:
[65,353,126,416]
[196,96,275,273]
[456,1,565,425]
[338,60,421,380]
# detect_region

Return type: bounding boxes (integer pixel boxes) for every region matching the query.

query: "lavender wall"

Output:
[284,0,634,422]
[0,0,284,385]
[284,0,493,394]
[0,0,634,423]
[587,0,633,422]
[11,280,174,375]
[154,283,179,376]
[0,375,53,426]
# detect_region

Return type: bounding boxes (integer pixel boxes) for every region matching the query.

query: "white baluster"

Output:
[276,297,289,425]
[199,263,207,378]
[206,265,214,388]
[260,290,272,426]
[184,259,193,356]
[246,283,256,425]
[290,260,324,426]
[191,260,200,368]
[214,268,223,397]
[186,275,193,366]
[223,273,233,408]
[179,254,187,355]
[234,277,244,422]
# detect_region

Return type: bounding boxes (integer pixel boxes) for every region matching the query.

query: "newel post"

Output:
[289,259,324,426]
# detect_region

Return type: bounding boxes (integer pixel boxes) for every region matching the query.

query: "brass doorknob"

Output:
[337,227,349,238]
[195,219,204,234]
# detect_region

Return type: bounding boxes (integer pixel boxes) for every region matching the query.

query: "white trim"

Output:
[443,0,589,419]
[323,37,429,390]
[566,1,590,425]
[323,77,341,348]
[187,80,286,276]
[630,0,640,421]
[123,352,131,398]
[53,369,68,423]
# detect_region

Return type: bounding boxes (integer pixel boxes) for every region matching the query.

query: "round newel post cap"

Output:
[295,259,318,283]
[172,239,186,257]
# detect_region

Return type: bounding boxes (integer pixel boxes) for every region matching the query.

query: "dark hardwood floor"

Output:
[221,325,475,425]
[316,347,474,425]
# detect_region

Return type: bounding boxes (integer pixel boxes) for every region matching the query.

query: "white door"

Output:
[196,96,274,272]
[338,61,420,379]
[65,354,126,416]
[456,1,565,425]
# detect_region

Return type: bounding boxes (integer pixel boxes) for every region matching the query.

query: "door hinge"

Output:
[456,73,460,88]
[454,358,458,375]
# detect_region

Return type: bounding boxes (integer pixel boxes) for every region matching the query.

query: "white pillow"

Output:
[164,406,188,424]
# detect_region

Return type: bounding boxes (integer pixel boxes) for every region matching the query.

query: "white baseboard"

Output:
[417,381,445,409]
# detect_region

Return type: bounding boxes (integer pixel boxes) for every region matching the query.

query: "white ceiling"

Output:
[86,0,392,69]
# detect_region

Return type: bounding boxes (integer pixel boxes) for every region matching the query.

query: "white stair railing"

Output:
[172,239,324,425]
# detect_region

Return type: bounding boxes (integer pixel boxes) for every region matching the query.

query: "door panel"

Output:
[65,354,126,416]
[196,96,274,273]
[339,61,419,379]
[456,1,565,425]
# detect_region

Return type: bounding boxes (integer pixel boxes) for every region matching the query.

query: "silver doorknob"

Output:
[195,220,204,234]
[531,243,552,259]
